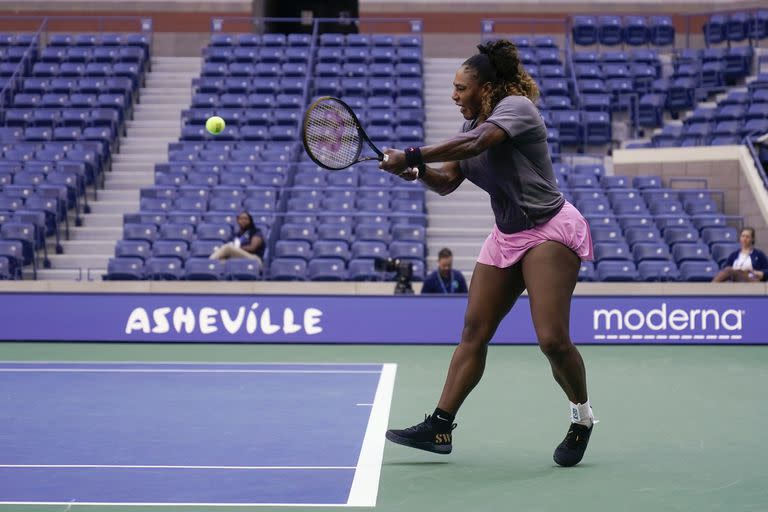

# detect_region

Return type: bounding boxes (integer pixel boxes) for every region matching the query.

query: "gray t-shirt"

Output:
[459,95,564,234]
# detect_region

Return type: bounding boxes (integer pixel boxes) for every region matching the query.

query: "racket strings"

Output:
[304,100,362,169]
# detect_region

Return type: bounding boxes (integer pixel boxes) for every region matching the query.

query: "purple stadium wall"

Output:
[0,293,763,344]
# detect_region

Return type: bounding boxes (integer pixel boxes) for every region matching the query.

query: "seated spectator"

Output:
[712,227,767,282]
[210,211,264,263]
[421,248,468,294]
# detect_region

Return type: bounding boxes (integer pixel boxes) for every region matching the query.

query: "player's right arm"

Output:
[416,161,464,196]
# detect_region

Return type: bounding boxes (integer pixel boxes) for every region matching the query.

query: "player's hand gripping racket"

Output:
[302,96,389,170]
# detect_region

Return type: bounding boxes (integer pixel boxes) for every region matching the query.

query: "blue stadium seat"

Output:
[624,16,649,46]
[625,227,660,247]
[633,241,672,262]
[572,16,598,45]
[638,260,679,281]
[308,258,347,281]
[347,258,379,281]
[225,258,262,280]
[275,240,312,260]
[184,258,225,281]
[317,224,354,244]
[159,223,195,243]
[594,242,632,261]
[145,257,184,280]
[703,14,727,45]
[105,257,144,280]
[598,16,623,45]
[597,261,638,281]
[672,243,711,263]
[633,176,662,190]
[313,240,351,262]
[123,223,158,243]
[269,258,307,281]
[679,261,718,282]
[152,240,189,262]
[701,227,737,246]
[390,241,424,260]
[578,261,595,281]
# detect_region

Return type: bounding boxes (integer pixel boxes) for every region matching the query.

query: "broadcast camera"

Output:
[374,257,414,295]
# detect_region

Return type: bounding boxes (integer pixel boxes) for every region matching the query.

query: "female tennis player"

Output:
[380,39,597,467]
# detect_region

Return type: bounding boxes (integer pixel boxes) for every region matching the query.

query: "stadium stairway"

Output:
[424,57,494,274]
[27,56,201,279]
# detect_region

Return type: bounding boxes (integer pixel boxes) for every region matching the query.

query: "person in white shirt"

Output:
[712,227,767,282]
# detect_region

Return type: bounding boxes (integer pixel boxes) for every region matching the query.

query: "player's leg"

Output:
[520,241,594,466]
[386,262,525,454]
[436,262,525,414]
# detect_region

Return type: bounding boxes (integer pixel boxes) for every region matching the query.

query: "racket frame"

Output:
[302,95,387,171]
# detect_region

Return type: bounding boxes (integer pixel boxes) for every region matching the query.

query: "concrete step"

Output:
[427,244,480,260]
[151,63,202,72]
[58,240,116,254]
[427,193,487,204]
[95,190,139,201]
[121,139,172,147]
[126,121,182,129]
[87,201,139,214]
[70,227,123,241]
[122,129,181,139]
[45,254,111,270]
[427,239,487,249]
[23,268,89,281]
[427,226,493,240]
[106,173,155,183]
[79,213,124,228]
[112,156,164,164]
[103,180,155,190]
[428,202,492,215]
[142,93,193,101]
[134,104,189,112]
[120,140,175,150]
[128,113,185,122]
[107,168,155,176]
[105,171,155,179]
[451,256,480,272]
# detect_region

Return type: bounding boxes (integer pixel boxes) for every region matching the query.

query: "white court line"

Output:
[347,363,397,508]
[0,502,347,507]
[0,369,381,374]
[0,360,385,366]
[356,403,373,406]
[0,362,393,508]
[0,465,354,470]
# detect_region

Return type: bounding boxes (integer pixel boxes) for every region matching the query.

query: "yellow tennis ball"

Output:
[206,116,225,135]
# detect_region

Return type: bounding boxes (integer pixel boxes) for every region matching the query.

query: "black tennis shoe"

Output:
[386,414,456,454]
[553,422,593,467]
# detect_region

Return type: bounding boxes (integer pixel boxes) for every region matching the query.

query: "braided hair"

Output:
[462,39,540,122]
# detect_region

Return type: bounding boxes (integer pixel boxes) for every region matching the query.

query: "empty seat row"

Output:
[572,15,675,46]
[106,257,262,281]
[580,260,719,282]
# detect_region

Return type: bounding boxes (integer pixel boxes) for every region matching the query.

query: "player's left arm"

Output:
[419,122,508,163]
[379,122,507,174]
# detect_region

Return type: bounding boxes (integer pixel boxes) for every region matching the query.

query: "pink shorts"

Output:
[477,201,594,268]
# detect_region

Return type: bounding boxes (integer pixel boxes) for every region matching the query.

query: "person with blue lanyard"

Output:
[421,248,468,294]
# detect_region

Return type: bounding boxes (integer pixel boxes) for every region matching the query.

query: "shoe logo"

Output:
[434,433,452,444]
[436,414,449,422]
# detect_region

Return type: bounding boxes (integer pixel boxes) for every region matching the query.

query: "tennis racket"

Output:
[302,96,389,170]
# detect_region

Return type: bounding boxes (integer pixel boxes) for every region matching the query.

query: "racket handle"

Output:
[382,154,389,162]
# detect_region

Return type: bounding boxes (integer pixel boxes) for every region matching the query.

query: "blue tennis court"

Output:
[0,362,397,507]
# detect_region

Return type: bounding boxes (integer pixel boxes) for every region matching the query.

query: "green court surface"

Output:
[1,342,766,512]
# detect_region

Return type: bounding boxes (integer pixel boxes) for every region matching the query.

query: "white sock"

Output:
[569,400,597,427]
